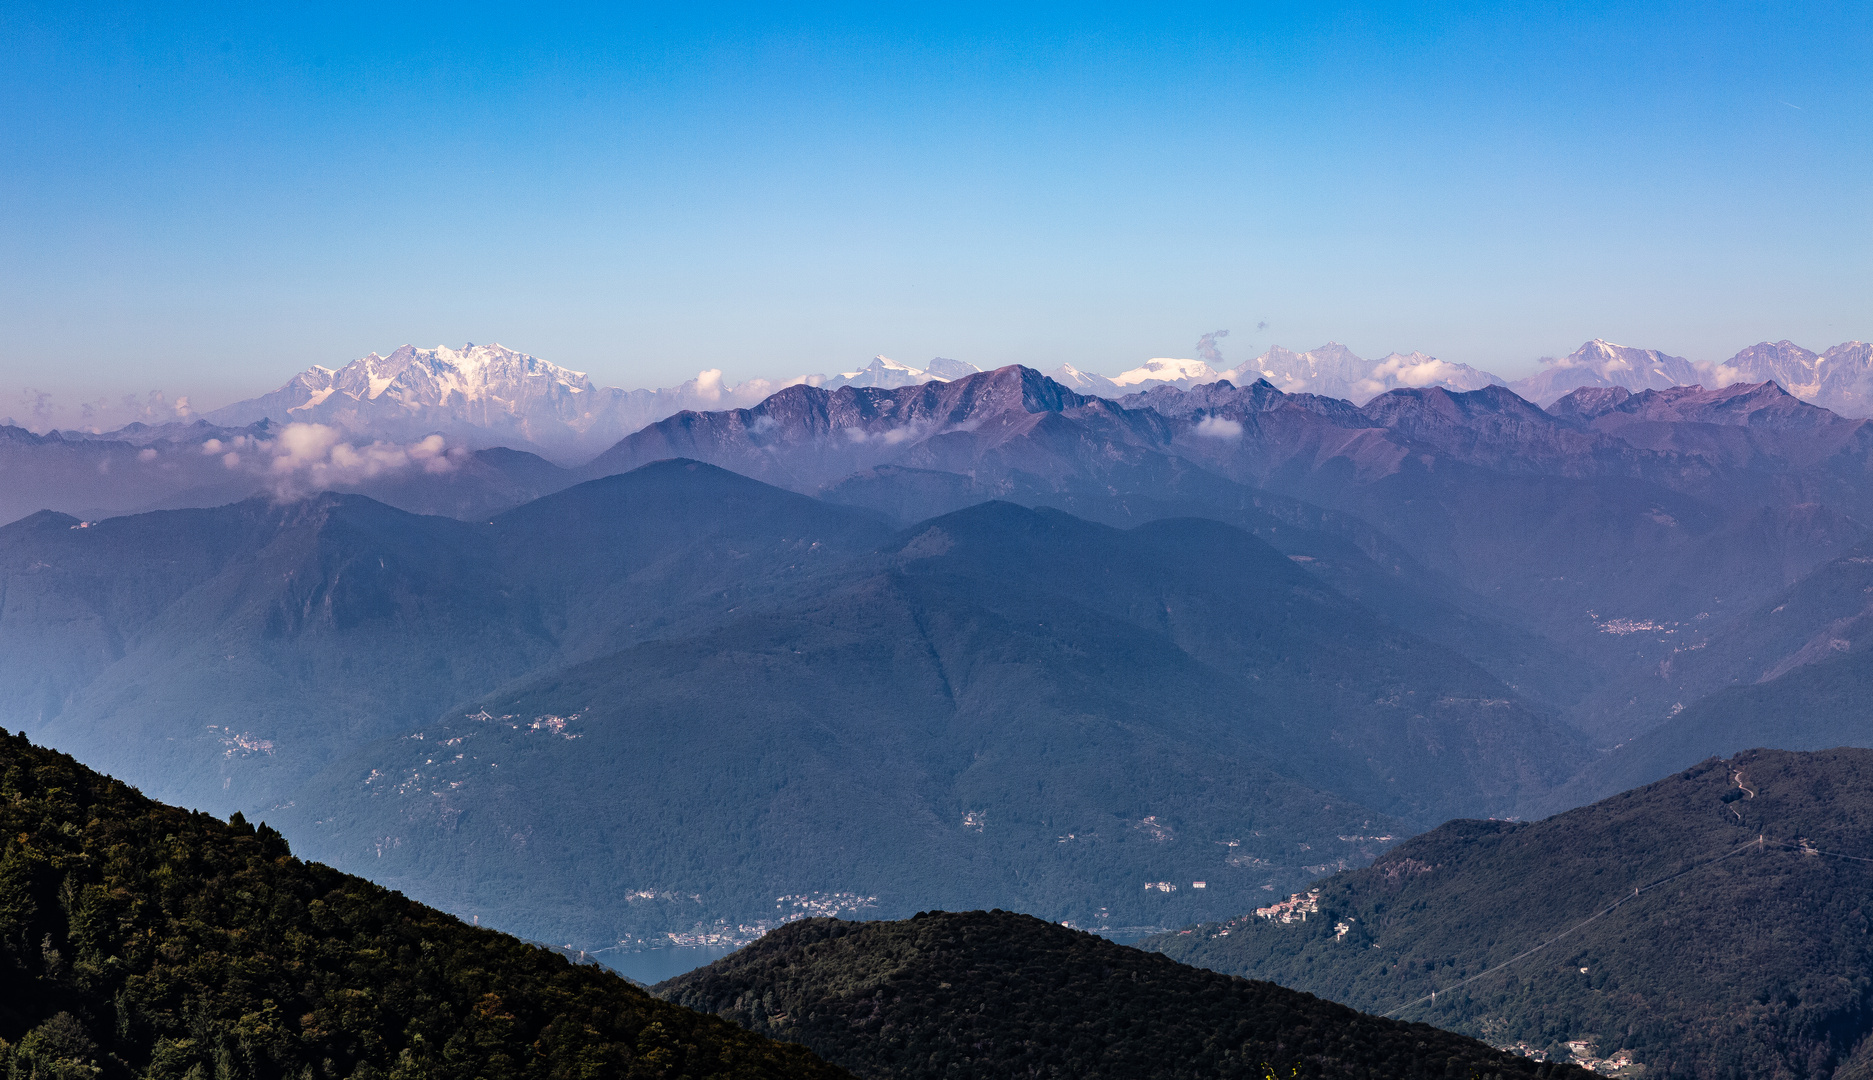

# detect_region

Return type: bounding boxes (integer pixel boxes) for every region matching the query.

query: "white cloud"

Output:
[1195,415,1244,439]
[1352,354,1478,398]
[195,423,465,496]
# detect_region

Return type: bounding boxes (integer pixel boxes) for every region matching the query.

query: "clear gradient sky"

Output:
[2,2,1868,422]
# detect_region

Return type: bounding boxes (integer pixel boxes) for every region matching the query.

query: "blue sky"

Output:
[2,1,1867,418]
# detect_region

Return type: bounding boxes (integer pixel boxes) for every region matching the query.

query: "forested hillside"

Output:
[1148,749,1873,1078]
[276,498,1591,945]
[0,732,848,1080]
[660,909,1586,1080]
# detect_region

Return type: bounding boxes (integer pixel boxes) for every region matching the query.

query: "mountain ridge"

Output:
[1147,747,1873,1079]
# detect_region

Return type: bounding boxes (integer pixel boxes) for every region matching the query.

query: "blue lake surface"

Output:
[601,944,740,985]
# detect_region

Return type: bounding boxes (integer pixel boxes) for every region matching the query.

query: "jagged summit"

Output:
[1507,339,1709,405]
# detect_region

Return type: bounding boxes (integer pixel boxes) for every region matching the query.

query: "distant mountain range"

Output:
[1046,341,1505,402]
[198,343,988,462]
[12,361,1873,961]
[1147,747,1873,1079]
[1049,336,1871,410]
[193,334,1873,457]
[660,909,1587,1079]
[582,366,1873,735]
[8,335,1868,530]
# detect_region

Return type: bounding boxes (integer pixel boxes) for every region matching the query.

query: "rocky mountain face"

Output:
[1148,748,1873,1080]
[1717,339,1873,416]
[660,910,1587,1080]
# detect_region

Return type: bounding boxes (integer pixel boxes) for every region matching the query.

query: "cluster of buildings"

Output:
[1254,888,1322,923]
[1498,1039,1640,1075]
[611,891,883,952]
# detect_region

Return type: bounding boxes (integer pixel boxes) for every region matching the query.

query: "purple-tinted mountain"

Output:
[583,366,1873,748]
[581,365,1193,497]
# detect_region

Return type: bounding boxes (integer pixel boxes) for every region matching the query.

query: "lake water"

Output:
[600,944,740,985]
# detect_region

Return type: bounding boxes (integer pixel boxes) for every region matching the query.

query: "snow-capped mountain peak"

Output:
[320,343,594,408]
[1505,340,1710,405]
[1109,357,1223,388]
[203,346,988,462]
[818,355,982,390]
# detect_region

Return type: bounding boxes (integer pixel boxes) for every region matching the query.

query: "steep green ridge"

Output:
[0,732,847,1080]
[658,909,1586,1080]
[1147,748,1873,1078]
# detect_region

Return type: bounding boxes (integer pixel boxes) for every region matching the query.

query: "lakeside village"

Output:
[608,891,882,952]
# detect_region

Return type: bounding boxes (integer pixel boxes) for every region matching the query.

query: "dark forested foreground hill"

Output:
[0,733,849,1080]
[1147,748,1873,1079]
[658,910,1588,1080]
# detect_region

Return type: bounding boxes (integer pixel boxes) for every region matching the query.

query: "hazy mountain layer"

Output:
[2,462,891,810]
[660,910,1587,1080]
[1148,748,1873,1079]
[270,499,1585,946]
[0,421,575,527]
[1536,645,1873,814]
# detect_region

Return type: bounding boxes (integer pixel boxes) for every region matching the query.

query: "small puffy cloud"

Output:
[196,423,465,497]
[1195,415,1244,439]
[272,422,343,465]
